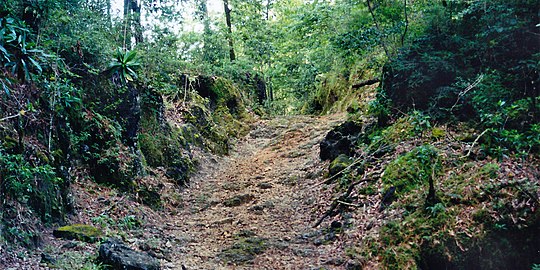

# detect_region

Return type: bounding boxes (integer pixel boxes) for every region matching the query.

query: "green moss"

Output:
[382,145,440,196]
[329,154,354,176]
[53,224,103,243]
[220,237,267,264]
[443,162,499,205]
[137,185,162,210]
[210,77,240,104]
[139,95,195,185]
[431,127,446,139]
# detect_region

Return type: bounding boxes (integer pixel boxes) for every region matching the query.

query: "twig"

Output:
[337,200,361,207]
[313,177,371,228]
[460,128,489,159]
[0,110,25,122]
[450,74,484,111]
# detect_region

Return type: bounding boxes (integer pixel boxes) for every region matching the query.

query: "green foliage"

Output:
[379,0,538,156]
[0,17,51,82]
[0,149,65,222]
[106,48,141,85]
[91,214,142,235]
[72,110,139,189]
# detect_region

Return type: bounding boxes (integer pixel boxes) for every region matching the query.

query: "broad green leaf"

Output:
[1,81,10,97]
[28,57,42,74]
[125,50,137,62]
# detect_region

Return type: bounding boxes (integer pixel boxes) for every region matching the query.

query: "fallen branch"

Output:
[314,143,392,187]
[337,200,361,207]
[460,128,489,159]
[313,177,371,228]
[352,78,380,89]
[450,74,484,111]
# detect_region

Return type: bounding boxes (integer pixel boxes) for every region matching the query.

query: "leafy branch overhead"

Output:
[106,48,141,85]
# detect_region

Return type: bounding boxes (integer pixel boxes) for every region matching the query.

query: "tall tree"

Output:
[123,0,143,48]
[223,0,236,61]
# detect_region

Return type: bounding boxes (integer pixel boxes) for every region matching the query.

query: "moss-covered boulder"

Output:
[329,154,354,176]
[53,224,103,243]
[381,145,440,196]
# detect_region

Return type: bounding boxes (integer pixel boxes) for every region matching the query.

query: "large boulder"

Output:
[98,239,161,270]
[320,121,362,161]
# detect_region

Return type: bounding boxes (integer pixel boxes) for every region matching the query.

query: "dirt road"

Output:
[168,114,349,269]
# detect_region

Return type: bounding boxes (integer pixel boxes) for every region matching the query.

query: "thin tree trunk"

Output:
[266,0,271,20]
[107,0,112,27]
[400,0,408,46]
[131,0,143,44]
[223,0,236,62]
[123,0,130,49]
[366,0,390,58]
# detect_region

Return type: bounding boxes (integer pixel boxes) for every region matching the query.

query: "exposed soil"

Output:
[168,114,351,269]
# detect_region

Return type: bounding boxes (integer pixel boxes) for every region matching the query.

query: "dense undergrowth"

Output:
[314,1,539,269]
[0,1,258,251]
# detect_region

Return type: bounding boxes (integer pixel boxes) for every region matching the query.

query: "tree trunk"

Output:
[400,0,408,46]
[366,0,390,58]
[265,0,271,20]
[130,0,143,44]
[123,0,131,49]
[107,0,112,27]
[223,0,236,62]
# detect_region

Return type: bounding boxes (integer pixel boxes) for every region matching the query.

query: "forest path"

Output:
[167,114,347,269]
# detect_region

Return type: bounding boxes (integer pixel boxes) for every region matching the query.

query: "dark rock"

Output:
[325,257,346,266]
[380,186,397,211]
[345,260,362,270]
[257,182,273,189]
[223,194,255,207]
[41,253,56,265]
[248,205,265,214]
[330,220,342,229]
[53,224,103,243]
[320,121,362,161]
[98,239,161,270]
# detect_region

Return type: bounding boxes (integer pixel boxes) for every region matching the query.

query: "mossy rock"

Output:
[329,154,354,176]
[53,224,103,243]
[431,127,446,139]
[220,237,267,264]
